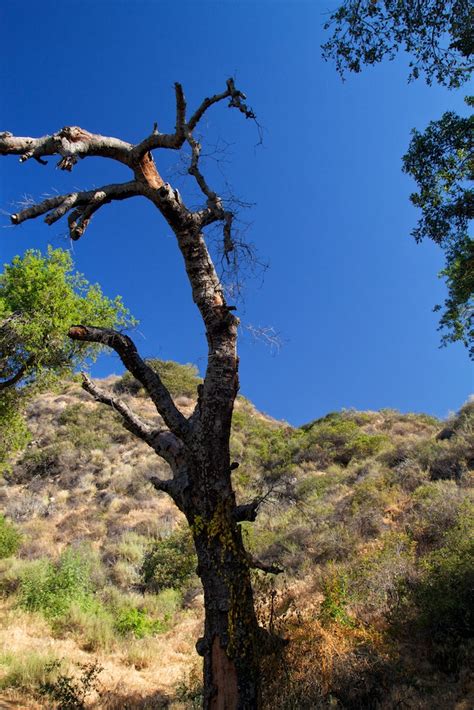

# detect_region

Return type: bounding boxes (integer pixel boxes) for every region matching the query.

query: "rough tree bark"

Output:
[1,79,282,709]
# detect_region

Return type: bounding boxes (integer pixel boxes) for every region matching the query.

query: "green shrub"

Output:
[415,537,473,640]
[114,532,149,564]
[311,522,357,563]
[0,514,21,558]
[114,606,165,638]
[388,457,429,492]
[109,559,141,589]
[231,405,296,481]
[0,556,31,595]
[347,433,388,460]
[300,415,388,466]
[133,588,182,622]
[437,400,474,439]
[104,531,149,589]
[141,527,196,593]
[115,359,202,398]
[319,570,354,627]
[240,520,281,559]
[302,417,360,466]
[295,466,349,502]
[174,666,203,709]
[19,548,94,618]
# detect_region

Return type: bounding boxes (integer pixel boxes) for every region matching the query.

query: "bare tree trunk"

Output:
[197,531,260,710]
[181,322,261,708]
[186,458,260,709]
[1,79,277,709]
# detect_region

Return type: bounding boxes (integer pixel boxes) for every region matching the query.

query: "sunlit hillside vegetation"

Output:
[0,362,472,708]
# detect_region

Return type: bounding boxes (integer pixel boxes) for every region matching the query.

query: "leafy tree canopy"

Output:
[0,247,135,390]
[323,3,473,357]
[322,0,473,88]
[403,98,473,356]
[0,247,135,464]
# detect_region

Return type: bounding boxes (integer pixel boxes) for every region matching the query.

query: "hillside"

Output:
[0,363,472,709]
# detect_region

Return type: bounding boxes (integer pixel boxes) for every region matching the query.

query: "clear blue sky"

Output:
[0,1,472,425]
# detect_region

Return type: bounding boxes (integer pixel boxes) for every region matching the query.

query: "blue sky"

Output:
[0,0,471,425]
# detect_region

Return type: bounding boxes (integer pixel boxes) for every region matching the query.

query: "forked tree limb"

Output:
[2,78,254,254]
[11,181,144,240]
[69,326,189,439]
[131,78,255,158]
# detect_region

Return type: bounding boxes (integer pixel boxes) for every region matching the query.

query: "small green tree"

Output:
[0,247,135,465]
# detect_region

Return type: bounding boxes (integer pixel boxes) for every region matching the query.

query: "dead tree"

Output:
[0,80,282,709]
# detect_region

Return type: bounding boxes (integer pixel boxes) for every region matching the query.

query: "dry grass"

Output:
[0,593,202,707]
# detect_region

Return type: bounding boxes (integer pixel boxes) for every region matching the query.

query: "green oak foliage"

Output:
[403,100,473,356]
[322,0,473,89]
[323,4,473,357]
[0,247,134,387]
[0,247,135,465]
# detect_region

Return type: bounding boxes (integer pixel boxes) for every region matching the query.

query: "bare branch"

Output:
[10,181,143,240]
[234,482,282,523]
[234,498,263,522]
[80,373,185,469]
[184,127,238,265]
[132,78,256,160]
[3,78,256,451]
[81,373,155,440]
[69,326,189,439]
[148,475,179,497]
[175,82,187,138]
[10,194,67,225]
[243,324,283,353]
[188,88,231,133]
[0,127,133,167]
[186,128,218,203]
[188,78,256,132]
